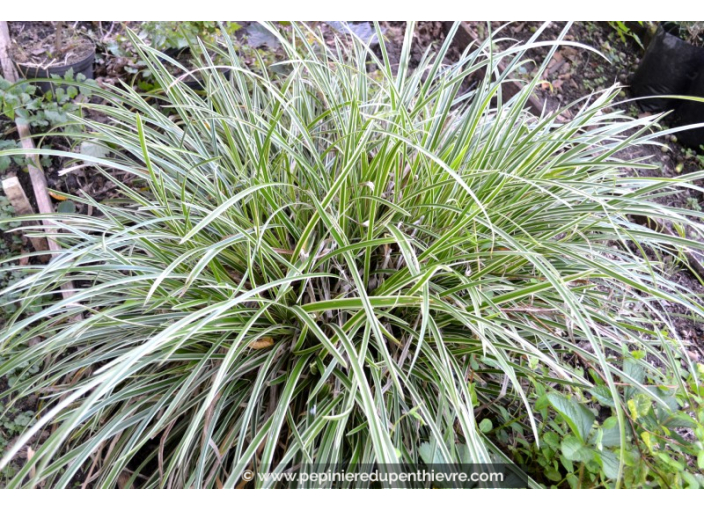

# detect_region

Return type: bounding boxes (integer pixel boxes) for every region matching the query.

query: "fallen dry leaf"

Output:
[248,337,274,350]
[48,191,68,201]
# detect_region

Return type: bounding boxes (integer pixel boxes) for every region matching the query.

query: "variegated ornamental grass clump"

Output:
[0,22,703,487]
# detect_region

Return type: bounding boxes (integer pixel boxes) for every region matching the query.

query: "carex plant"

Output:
[0,22,703,488]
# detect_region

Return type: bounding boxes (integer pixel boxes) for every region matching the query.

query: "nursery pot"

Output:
[160,47,231,91]
[673,70,704,148]
[631,25,704,112]
[15,46,95,94]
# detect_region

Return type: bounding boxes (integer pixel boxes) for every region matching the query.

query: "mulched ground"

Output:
[9,22,94,69]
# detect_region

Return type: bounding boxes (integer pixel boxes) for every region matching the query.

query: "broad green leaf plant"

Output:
[1,22,703,488]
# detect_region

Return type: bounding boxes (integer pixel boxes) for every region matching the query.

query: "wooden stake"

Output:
[2,176,49,253]
[0,21,75,300]
[54,21,64,55]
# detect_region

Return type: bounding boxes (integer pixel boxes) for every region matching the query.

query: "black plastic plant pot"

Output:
[673,70,704,148]
[631,25,704,112]
[15,46,95,94]
[160,47,231,91]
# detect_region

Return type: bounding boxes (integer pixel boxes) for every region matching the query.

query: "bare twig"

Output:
[54,21,64,55]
